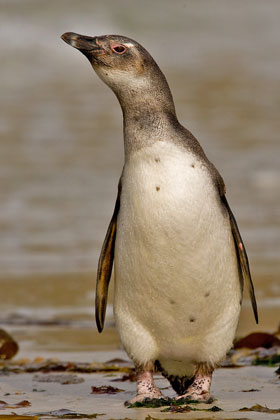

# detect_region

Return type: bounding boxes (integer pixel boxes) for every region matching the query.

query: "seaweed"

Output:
[127,396,198,408]
[239,404,280,413]
[127,398,170,408]
[126,397,221,412]
[253,354,280,366]
[0,400,31,409]
[241,388,260,392]
[26,409,104,418]
[105,358,130,364]
[161,404,223,413]
[91,385,124,394]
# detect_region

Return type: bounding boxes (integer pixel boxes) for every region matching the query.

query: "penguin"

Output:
[61,32,258,404]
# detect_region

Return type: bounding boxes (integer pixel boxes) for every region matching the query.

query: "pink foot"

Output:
[176,373,214,404]
[125,369,164,406]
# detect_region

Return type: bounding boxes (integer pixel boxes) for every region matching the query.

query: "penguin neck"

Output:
[118,89,179,159]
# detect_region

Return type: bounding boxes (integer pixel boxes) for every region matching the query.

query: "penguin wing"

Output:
[95,181,121,333]
[221,195,258,324]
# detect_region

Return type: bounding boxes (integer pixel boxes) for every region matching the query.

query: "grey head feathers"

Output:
[61,33,225,193]
[61,33,175,117]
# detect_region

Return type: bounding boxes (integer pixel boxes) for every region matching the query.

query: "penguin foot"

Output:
[176,372,213,404]
[125,368,164,406]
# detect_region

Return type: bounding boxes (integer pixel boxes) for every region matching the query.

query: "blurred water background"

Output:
[0,0,279,353]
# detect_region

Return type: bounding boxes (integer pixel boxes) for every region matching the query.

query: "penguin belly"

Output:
[114,141,241,377]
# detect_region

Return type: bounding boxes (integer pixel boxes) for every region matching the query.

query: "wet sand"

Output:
[0,350,279,420]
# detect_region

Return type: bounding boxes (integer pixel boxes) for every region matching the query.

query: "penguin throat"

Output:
[122,108,179,158]
[117,81,176,119]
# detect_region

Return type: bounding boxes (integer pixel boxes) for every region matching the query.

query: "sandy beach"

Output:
[0,349,279,420]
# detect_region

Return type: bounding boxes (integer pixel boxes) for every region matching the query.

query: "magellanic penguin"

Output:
[61,32,258,404]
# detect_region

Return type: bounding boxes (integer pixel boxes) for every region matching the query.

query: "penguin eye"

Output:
[112,44,127,54]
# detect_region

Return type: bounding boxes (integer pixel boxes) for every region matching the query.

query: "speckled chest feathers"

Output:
[114,134,241,376]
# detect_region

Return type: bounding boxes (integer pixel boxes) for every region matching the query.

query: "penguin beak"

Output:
[61,32,101,53]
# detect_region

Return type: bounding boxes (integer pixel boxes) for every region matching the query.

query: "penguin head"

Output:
[61,32,174,111]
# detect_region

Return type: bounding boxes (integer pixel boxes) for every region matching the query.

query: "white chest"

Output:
[119,141,219,240]
[115,140,235,297]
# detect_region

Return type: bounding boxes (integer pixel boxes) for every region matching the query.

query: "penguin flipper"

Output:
[95,183,121,333]
[221,195,258,324]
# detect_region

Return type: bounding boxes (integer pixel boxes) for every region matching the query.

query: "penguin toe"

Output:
[176,391,214,404]
[125,394,168,407]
